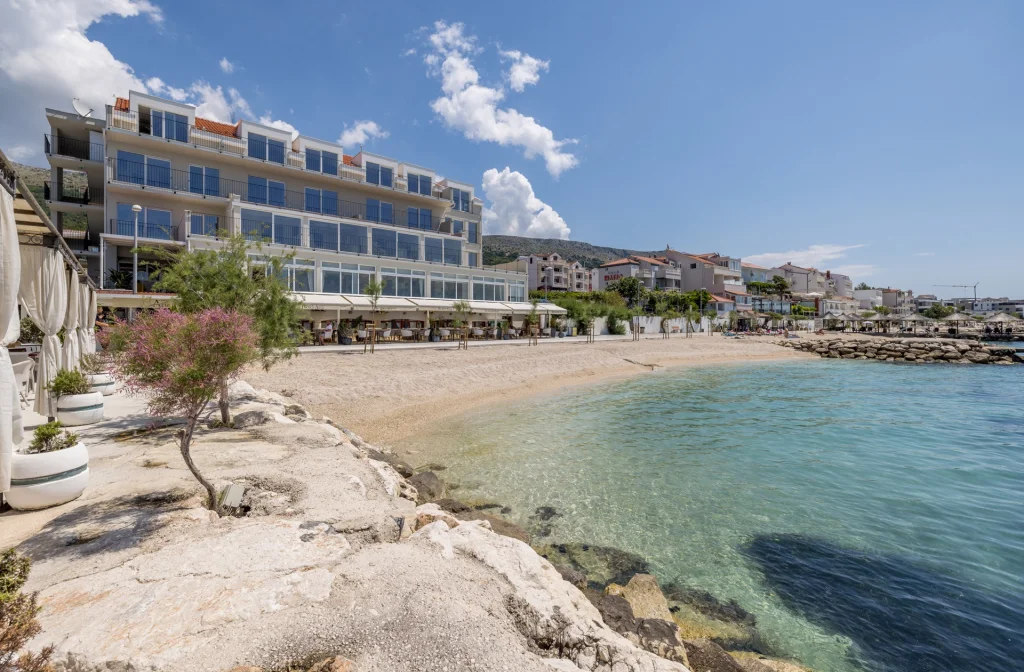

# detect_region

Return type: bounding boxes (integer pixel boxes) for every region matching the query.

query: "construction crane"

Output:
[934,283,979,301]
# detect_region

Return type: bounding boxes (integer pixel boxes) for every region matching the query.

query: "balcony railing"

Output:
[106,106,456,202]
[44,134,103,162]
[108,158,461,235]
[44,181,95,206]
[106,218,178,242]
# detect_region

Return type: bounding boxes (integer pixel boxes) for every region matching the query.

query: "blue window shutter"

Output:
[205,168,219,196]
[189,166,203,194]
[420,176,431,196]
[407,207,418,229]
[408,174,418,193]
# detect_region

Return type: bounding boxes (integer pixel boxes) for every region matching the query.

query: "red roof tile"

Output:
[195,117,239,138]
[114,97,129,111]
[599,257,637,268]
[630,255,667,266]
[343,154,356,166]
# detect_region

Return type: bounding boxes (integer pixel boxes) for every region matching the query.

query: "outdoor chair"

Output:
[13,359,33,407]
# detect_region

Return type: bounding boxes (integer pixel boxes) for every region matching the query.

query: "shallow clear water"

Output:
[402,360,1024,671]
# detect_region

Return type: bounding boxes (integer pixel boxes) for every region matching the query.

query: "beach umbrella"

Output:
[986,313,1019,323]
[941,311,975,335]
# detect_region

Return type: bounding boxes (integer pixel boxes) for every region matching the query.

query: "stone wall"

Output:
[778,337,1022,365]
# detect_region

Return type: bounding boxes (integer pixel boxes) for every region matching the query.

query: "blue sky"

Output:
[1,0,1021,297]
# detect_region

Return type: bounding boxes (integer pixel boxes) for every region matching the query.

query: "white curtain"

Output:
[62,268,81,369]
[78,283,93,356]
[0,187,21,493]
[20,246,68,417]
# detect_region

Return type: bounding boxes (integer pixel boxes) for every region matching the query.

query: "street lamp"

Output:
[131,204,142,318]
[700,286,705,334]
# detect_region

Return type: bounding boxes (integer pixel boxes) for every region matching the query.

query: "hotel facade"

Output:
[43,91,543,323]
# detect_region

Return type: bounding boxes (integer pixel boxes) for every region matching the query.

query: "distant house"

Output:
[492,253,592,292]
[593,255,681,291]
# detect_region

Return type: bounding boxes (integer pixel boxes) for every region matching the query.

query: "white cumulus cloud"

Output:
[831,264,880,278]
[189,81,251,122]
[744,244,867,270]
[482,167,570,240]
[338,121,389,148]
[219,57,234,74]
[145,77,187,102]
[258,115,299,140]
[0,0,162,163]
[423,21,578,177]
[499,49,549,92]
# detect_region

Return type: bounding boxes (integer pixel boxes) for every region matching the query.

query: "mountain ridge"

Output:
[482,235,659,269]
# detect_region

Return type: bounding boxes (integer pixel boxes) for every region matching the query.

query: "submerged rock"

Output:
[407,471,444,504]
[684,639,748,671]
[663,581,757,627]
[534,542,650,589]
[584,588,690,666]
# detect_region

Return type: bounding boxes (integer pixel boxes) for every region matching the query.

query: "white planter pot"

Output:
[87,372,116,396]
[7,442,89,511]
[55,392,104,426]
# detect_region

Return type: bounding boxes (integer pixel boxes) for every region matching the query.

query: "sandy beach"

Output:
[247,334,812,446]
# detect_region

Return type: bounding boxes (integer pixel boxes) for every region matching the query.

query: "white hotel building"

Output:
[43,91,546,324]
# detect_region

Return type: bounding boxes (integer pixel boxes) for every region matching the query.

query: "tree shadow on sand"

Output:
[743,533,1024,671]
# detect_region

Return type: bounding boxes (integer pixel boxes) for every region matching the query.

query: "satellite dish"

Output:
[71,98,94,118]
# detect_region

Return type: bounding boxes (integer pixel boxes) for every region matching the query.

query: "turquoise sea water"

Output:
[402,360,1024,671]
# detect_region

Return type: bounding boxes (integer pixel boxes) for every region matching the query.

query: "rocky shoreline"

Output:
[778,336,1022,364]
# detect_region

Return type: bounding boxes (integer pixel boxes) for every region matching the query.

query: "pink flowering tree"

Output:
[103,308,259,513]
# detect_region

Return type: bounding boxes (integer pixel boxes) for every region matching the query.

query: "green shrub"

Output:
[26,421,79,454]
[606,311,628,335]
[79,353,104,375]
[0,548,55,671]
[46,368,90,398]
[18,317,43,344]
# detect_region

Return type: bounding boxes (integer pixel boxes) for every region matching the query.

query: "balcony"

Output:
[44,181,99,207]
[44,134,103,162]
[106,218,179,242]
[106,106,453,202]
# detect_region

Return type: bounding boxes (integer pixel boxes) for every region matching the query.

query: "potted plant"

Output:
[499,320,510,340]
[47,368,104,426]
[6,421,89,511]
[429,320,442,342]
[338,322,353,346]
[80,353,116,396]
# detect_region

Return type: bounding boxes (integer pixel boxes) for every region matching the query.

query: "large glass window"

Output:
[274,215,301,246]
[452,220,464,238]
[424,237,443,263]
[268,138,285,164]
[190,213,220,236]
[430,273,468,299]
[381,268,398,296]
[472,276,505,301]
[322,190,338,216]
[283,259,315,292]
[453,189,471,212]
[468,252,478,268]
[310,220,338,251]
[509,281,526,303]
[116,203,170,239]
[247,176,267,204]
[443,238,462,265]
[322,261,341,293]
[151,110,188,142]
[305,188,321,213]
[408,173,432,196]
[240,208,273,242]
[269,180,286,207]
[381,268,425,297]
[189,166,219,196]
[468,221,479,244]
[145,157,171,189]
[397,233,419,261]
[248,133,266,160]
[306,149,321,172]
[339,224,368,254]
[338,264,375,294]
[322,151,338,176]
[372,229,396,257]
[116,150,145,184]
[366,199,393,224]
[365,162,393,187]
[407,207,433,231]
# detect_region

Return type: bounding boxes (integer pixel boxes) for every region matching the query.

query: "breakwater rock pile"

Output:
[779,337,1022,365]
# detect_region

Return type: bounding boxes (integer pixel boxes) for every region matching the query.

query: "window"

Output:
[322,261,341,293]
[283,259,315,292]
[116,203,171,239]
[381,268,425,297]
[408,173,432,196]
[248,176,267,204]
[509,281,526,303]
[306,149,321,172]
[407,207,433,231]
[430,273,469,299]
[116,150,145,184]
[443,238,461,265]
[240,208,273,242]
[269,180,285,207]
[305,188,321,213]
[365,162,393,187]
[690,263,697,269]
[310,220,338,251]
[372,229,397,257]
[366,199,393,224]
[468,221,479,244]
[337,264,375,294]
[145,157,171,189]
[339,224,368,254]
[248,133,266,160]
[468,252,478,268]
[451,220,464,238]
[151,110,188,142]
[424,237,443,263]
[322,151,338,176]
[453,189,471,212]
[189,166,219,196]
[397,233,419,261]
[274,215,301,246]
[472,276,505,301]
[189,213,220,236]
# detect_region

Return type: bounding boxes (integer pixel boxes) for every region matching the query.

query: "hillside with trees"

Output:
[483,235,658,269]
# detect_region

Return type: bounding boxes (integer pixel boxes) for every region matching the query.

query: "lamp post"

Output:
[700,286,705,335]
[131,204,141,320]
